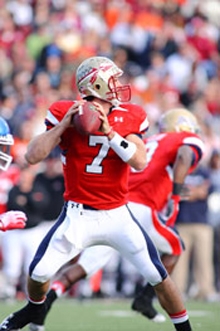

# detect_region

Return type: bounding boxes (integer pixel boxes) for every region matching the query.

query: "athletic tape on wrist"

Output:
[173,182,183,196]
[108,132,137,162]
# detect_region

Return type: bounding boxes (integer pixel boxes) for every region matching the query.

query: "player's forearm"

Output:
[106,129,146,170]
[173,146,193,185]
[25,125,63,164]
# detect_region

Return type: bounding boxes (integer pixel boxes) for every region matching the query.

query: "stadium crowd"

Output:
[0,0,220,303]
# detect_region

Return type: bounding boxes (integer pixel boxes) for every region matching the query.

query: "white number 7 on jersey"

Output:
[86,135,110,174]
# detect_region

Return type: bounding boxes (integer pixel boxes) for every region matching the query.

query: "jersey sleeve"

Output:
[183,135,204,160]
[130,103,149,134]
[182,134,205,170]
[45,100,75,130]
[115,103,149,137]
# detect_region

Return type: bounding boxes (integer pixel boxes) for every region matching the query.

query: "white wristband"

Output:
[109,132,137,162]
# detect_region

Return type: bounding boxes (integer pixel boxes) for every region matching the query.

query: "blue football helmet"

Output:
[0,117,14,171]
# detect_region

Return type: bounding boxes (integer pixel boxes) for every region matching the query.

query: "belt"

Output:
[69,201,98,211]
[83,204,97,211]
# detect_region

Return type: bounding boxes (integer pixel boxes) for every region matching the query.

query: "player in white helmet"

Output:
[0,117,27,232]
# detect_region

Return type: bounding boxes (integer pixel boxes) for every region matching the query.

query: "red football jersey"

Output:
[45,100,149,209]
[128,131,204,211]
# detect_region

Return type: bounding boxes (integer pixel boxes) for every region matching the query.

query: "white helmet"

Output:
[76,56,131,106]
[0,117,14,171]
[159,108,200,134]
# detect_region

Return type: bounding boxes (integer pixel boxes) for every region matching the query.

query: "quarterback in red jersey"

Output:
[28,109,203,331]
[0,57,193,331]
[46,100,147,209]
[0,117,27,232]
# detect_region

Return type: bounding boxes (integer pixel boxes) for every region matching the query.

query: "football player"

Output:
[28,108,204,331]
[0,57,193,331]
[129,108,204,320]
[0,117,27,232]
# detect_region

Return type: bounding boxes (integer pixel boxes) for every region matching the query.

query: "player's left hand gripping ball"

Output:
[73,102,101,135]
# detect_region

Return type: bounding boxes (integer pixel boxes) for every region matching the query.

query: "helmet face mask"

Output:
[104,76,131,104]
[159,108,200,134]
[0,117,14,171]
[76,56,131,106]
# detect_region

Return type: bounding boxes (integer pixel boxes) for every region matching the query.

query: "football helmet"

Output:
[76,56,131,106]
[159,108,200,134]
[0,117,14,171]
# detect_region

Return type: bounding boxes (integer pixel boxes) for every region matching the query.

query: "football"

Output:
[73,102,101,135]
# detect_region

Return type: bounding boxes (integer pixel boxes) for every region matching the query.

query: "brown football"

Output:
[73,102,101,135]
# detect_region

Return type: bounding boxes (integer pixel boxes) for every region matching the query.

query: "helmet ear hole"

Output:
[95,84,101,90]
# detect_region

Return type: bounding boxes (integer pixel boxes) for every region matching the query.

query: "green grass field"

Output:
[0,298,219,331]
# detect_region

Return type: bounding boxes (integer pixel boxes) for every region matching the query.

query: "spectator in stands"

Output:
[172,164,220,302]
[207,149,220,291]
[0,164,47,300]
[35,149,64,235]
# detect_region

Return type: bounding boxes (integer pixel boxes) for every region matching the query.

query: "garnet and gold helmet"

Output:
[159,108,200,134]
[76,56,131,106]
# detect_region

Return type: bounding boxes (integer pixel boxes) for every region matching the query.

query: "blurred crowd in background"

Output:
[1,0,220,303]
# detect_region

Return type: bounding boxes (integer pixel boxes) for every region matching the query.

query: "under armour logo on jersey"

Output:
[71,203,80,208]
[114,116,124,122]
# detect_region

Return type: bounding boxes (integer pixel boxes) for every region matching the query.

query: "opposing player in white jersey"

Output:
[0,117,27,232]
[28,108,204,331]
